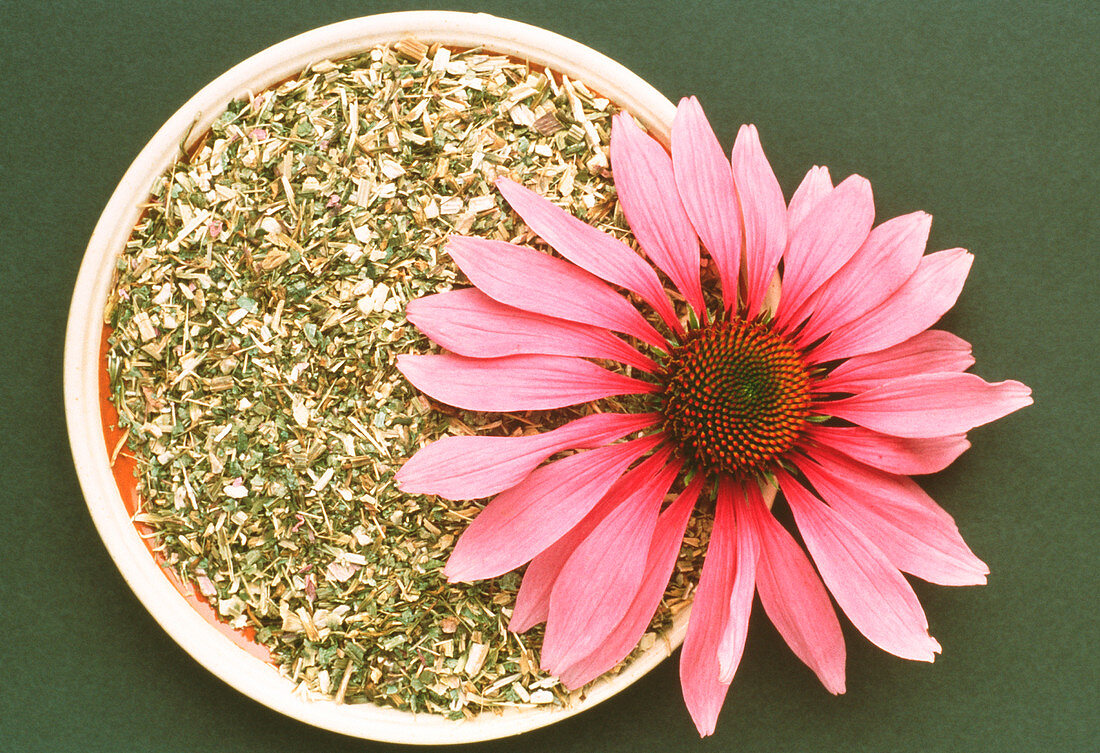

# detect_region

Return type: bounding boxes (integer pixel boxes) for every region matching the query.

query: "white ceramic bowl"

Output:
[64,10,685,744]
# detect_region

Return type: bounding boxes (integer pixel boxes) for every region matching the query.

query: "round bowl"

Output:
[64,10,684,744]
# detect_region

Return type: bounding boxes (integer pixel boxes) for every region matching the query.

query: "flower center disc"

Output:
[661,318,811,477]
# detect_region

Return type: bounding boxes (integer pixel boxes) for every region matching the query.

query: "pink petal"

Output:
[814,330,974,393]
[732,124,788,319]
[775,174,875,328]
[825,372,1033,438]
[445,435,664,582]
[447,235,665,348]
[671,97,741,310]
[611,114,705,315]
[803,424,970,475]
[397,353,658,412]
[541,449,683,674]
[407,287,658,372]
[494,178,682,333]
[808,248,972,363]
[555,476,704,688]
[795,447,989,585]
[679,479,737,737]
[797,211,931,345]
[396,411,660,500]
[510,484,623,633]
[787,165,834,232]
[778,471,942,661]
[716,480,759,683]
[750,489,846,694]
[511,459,697,636]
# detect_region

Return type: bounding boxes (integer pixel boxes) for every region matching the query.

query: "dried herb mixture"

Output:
[105,42,709,717]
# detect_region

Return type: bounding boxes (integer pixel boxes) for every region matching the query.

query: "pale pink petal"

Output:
[775,175,874,328]
[510,483,624,633]
[750,489,846,694]
[611,113,705,314]
[808,248,972,363]
[778,471,942,661]
[679,480,737,737]
[511,456,693,635]
[541,449,682,673]
[494,178,682,333]
[825,372,1033,438]
[787,165,834,232]
[671,96,741,310]
[555,476,703,688]
[814,330,974,393]
[407,288,658,372]
[397,353,658,413]
[445,435,664,582]
[796,212,931,345]
[717,480,759,683]
[447,235,665,348]
[795,448,989,585]
[803,424,970,475]
[732,124,788,318]
[397,411,660,501]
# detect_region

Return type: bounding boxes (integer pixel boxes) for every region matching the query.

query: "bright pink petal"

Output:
[447,235,665,348]
[444,435,663,582]
[803,424,970,475]
[396,411,660,501]
[825,372,1033,438]
[750,490,846,694]
[717,480,759,683]
[541,449,683,674]
[671,96,741,310]
[795,448,989,586]
[679,479,737,737]
[407,288,658,372]
[611,114,705,315]
[555,476,703,688]
[797,211,931,345]
[397,353,658,412]
[808,248,972,363]
[787,165,834,232]
[814,330,974,393]
[775,175,874,328]
[494,178,681,333]
[732,124,788,319]
[778,471,942,662]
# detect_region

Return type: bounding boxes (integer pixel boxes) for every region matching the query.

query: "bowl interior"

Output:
[65,10,685,745]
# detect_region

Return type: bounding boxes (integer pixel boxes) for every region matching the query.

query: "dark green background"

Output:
[2,1,1096,751]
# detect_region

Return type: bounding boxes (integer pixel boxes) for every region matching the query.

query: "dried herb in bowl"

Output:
[105,42,709,718]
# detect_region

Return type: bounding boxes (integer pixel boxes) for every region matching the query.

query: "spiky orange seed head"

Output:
[661,318,811,477]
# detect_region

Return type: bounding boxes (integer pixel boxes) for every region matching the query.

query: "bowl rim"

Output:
[63,9,687,745]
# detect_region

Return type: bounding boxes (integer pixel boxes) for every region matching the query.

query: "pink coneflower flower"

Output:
[395,97,1031,735]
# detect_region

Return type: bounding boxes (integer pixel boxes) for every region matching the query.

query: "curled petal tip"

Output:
[677,94,702,111]
[737,123,760,142]
[443,566,470,585]
[394,352,414,375]
[1006,380,1034,403]
[911,635,943,663]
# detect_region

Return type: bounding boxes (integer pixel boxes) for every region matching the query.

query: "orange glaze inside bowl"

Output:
[99,327,273,662]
